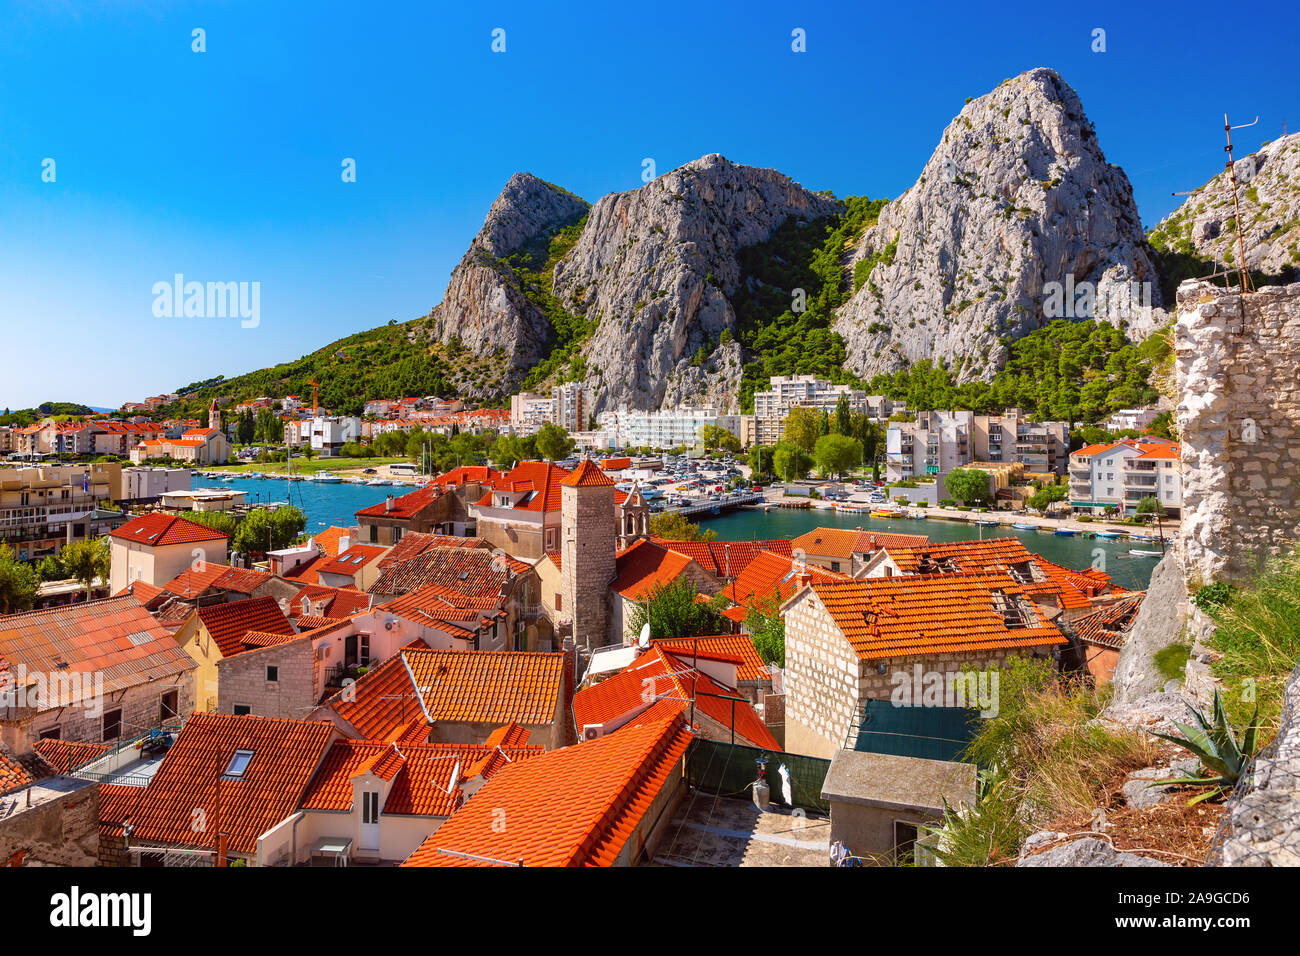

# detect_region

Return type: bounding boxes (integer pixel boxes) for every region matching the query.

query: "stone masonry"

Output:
[1175,279,1300,584]
[216,637,315,718]
[561,480,616,650]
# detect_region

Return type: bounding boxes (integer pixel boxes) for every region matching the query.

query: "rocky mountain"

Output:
[1148,131,1300,292]
[551,155,842,414]
[427,173,589,395]
[834,68,1160,383]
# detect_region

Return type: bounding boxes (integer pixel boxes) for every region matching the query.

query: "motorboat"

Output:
[1053,528,1075,536]
[1011,523,1037,531]
[1129,549,1164,557]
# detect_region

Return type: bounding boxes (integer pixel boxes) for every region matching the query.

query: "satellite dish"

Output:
[637,622,651,649]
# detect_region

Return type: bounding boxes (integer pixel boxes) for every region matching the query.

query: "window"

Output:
[223,750,254,778]
[368,525,378,543]
[830,561,841,573]
[359,633,371,666]
[554,592,562,611]
[102,709,122,742]
[362,790,380,824]
[39,726,61,741]
[160,690,179,721]
[233,704,251,716]
[266,666,279,682]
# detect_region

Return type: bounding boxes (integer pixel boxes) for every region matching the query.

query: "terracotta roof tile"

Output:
[110,513,228,547]
[574,647,778,750]
[610,540,697,602]
[649,538,793,579]
[1073,593,1146,649]
[355,484,446,519]
[369,547,530,598]
[562,460,615,487]
[195,596,296,658]
[404,648,565,727]
[723,549,847,612]
[376,532,490,569]
[401,706,691,866]
[0,595,195,704]
[316,545,388,578]
[116,713,336,854]
[801,573,1068,661]
[652,634,771,685]
[33,739,112,775]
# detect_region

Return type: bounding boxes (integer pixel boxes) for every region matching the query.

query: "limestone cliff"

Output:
[428,173,589,396]
[553,154,842,414]
[1149,132,1300,287]
[834,68,1160,383]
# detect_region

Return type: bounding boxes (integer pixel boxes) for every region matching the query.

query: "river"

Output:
[193,476,1156,590]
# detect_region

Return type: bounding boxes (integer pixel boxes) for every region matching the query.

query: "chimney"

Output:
[385,495,394,513]
[338,535,350,554]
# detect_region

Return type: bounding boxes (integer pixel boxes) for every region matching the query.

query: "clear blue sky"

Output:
[2,0,1295,409]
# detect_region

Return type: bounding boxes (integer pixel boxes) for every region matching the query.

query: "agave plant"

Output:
[1151,689,1261,805]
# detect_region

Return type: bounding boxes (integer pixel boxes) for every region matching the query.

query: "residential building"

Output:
[173,595,298,712]
[0,595,196,754]
[885,408,1069,482]
[1105,407,1162,433]
[1068,436,1182,517]
[752,375,869,445]
[120,466,193,504]
[130,426,229,465]
[552,382,586,433]
[355,484,474,545]
[617,406,730,449]
[0,463,125,561]
[781,573,1068,757]
[94,712,339,867]
[1071,592,1145,686]
[510,391,558,435]
[790,527,929,576]
[304,416,361,456]
[108,512,230,593]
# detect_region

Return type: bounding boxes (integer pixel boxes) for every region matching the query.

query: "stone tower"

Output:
[617,481,650,550]
[208,398,222,436]
[560,460,616,650]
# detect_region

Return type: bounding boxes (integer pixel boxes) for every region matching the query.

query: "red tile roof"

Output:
[403,648,565,727]
[376,532,490,569]
[316,545,388,578]
[434,465,501,487]
[0,749,36,795]
[369,547,531,598]
[33,739,112,774]
[110,513,228,547]
[300,738,542,817]
[562,460,615,487]
[652,634,771,685]
[0,595,195,705]
[574,647,778,750]
[113,713,336,854]
[476,461,573,513]
[194,595,296,658]
[401,706,692,866]
[799,573,1068,662]
[355,484,446,519]
[791,526,928,559]
[290,583,371,619]
[1072,593,1146,649]
[610,540,697,602]
[723,549,847,612]
[162,564,273,599]
[880,537,1115,610]
[320,648,432,741]
[649,537,793,578]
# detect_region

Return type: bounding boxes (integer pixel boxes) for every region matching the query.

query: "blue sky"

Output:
[1,0,1295,409]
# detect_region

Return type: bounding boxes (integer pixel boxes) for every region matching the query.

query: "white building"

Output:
[304,416,361,456]
[1105,407,1162,433]
[618,406,728,449]
[510,392,558,435]
[120,466,193,503]
[1068,436,1182,517]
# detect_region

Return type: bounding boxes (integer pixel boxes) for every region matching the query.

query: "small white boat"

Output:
[220,475,236,482]
[365,478,392,486]
[1129,549,1164,557]
[312,472,343,484]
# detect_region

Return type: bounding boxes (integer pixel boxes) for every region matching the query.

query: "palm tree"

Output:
[60,536,111,602]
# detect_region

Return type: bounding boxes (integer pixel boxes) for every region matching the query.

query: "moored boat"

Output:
[1129,549,1163,557]
[1053,528,1075,536]
[1012,523,1037,531]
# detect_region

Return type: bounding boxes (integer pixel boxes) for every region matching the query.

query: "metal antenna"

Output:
[1224,114,1259,296]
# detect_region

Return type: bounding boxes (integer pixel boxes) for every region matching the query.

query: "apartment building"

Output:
[617,406,735,449]
[0,463,124,561]
[1104,407,1162,433]
[750,375,881,445]
[1068,436,1182,517]
[885,409,1068,482]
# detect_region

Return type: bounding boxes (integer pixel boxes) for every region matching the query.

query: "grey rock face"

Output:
[552,154,842,414]
[835,68,1160,384]
[429,173,589,396]
[1150,132,1300,282]
[1112,552,1189,705]
[1018,836,1170,867]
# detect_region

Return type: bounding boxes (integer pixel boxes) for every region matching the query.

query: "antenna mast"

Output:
[1223,114,1258,296]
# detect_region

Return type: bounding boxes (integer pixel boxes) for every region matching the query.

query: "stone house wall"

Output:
[216,637,314,718]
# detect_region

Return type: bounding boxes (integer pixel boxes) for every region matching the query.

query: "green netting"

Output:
[849,699,980,763]
[686,738,831,814]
